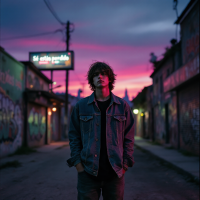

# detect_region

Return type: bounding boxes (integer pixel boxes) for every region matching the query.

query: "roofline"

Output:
[25,89,65,102]
[174,0,198,24]
[21,61,52,83]
[0,46,24,67]
[150,42,181,78]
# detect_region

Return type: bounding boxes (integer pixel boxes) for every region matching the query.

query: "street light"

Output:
[52,107,57,112]
[133,109,139,114]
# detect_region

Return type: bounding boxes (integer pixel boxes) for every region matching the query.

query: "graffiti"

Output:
[154,104,165,140]
[180,99,199,147]
[28,107,46,141]
[186,33,199,56]
[168,94,178,146]
[0,69,23,91]
[182,6,199,64]
[0,91,22,155]
[0,70,14,86]
[15,79,22,90]
[190,108,199,141]
[164,55,199,93]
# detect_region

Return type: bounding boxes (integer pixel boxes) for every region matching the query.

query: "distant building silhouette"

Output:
[123,88,133,108]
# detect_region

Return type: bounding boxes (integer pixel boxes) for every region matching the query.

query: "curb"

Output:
[134,143,199,184]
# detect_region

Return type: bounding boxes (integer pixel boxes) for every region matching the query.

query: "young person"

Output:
[67,62,135,200]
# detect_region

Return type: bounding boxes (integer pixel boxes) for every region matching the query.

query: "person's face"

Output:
[92,70,110,90]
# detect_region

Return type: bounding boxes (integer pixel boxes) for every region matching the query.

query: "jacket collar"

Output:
[87,92,121,105]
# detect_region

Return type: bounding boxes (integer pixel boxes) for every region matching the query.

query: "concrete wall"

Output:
[26,67,49,91]
[179,79,199,155]
[181,1,199,66]
[0,49,24,157]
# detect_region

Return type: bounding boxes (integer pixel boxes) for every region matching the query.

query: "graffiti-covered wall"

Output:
[27,103,46,147]
[181,1,199,65]
[27,68,49,91]
[179,80,199,155]
[0,49,24,157]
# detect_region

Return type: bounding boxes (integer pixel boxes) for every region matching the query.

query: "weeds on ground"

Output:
[0,160,21,170]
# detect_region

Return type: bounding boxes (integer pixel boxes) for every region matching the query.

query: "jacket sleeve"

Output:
[66,104,82,167]
[123,103,135,169]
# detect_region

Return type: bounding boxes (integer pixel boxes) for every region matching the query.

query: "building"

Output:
[164,0,199,154]
[132,85,153,139]
[0,47,64,157]
[150,40,182,146]
[0,46,25,157]
[22,61,65,147]
[135,0,199,155]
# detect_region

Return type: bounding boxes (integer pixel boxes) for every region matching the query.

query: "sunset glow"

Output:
[1,0,190,100]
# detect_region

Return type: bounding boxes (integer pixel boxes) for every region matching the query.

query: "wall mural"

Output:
[180,100,199,147]
[168,94,178,146]
[154,104,165,141]
[0,52,24,156]
[28,106,46,142]
[0,91,22,155]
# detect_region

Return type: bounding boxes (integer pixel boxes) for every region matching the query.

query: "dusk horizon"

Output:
[1,0,190,99]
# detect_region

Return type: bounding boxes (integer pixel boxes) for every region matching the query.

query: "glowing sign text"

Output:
[29,51,74,70]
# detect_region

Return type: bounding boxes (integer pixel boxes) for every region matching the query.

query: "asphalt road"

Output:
[0,146,199,200]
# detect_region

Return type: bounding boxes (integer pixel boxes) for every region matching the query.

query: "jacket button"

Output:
[94,154,97,157]
[96,139,98,141]
[96,123,99,126]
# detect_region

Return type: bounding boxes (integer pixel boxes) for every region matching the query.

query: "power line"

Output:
[44,0,65,25]
[1,29,64,41]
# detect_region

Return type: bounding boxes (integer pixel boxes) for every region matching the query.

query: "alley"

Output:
[0,144,199,200]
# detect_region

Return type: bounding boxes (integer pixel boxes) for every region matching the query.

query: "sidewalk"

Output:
[0,141,69,167]
[134,136,199,183]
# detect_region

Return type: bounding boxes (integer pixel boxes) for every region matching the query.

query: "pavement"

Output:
[0,141,70,167]
[0,138,199,183]
[134,136,199,183]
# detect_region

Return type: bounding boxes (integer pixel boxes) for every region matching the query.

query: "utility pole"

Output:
[64,21,72,138]
[43,1,74,139]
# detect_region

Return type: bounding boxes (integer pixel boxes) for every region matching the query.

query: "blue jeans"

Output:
[77,171,125,200]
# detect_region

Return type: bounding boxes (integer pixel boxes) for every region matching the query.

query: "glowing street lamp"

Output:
[133,109,139,114]
[141,113,144,116]
[48,111,52,115]
[52,107,57,112]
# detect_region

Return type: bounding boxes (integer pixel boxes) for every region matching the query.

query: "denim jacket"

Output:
[67,92,135,178]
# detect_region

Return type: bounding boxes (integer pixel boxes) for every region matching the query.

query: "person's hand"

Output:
[123,168,126,174]
[76,163,84,172]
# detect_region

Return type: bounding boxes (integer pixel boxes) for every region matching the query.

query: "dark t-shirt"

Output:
[86,98,117,181]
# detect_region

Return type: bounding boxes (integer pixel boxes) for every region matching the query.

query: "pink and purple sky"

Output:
[0,0,190,99]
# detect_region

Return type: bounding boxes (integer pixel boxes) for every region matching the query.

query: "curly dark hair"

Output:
[87,61,116,91]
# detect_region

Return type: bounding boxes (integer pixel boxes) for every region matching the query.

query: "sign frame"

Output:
[29,51,74,70]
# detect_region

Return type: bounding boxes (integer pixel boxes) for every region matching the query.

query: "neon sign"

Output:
[29,51,74,70]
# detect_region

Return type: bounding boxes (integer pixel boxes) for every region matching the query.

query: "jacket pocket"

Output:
[113,115,126,144]
[80,115,93,134]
